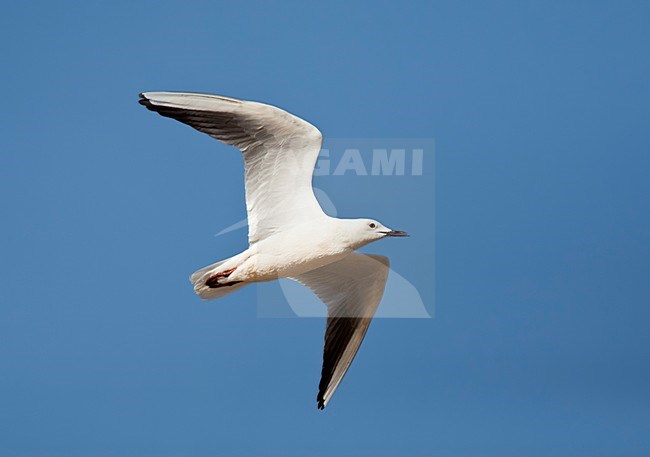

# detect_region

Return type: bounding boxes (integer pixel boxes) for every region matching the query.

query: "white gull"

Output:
[139,92,408,409]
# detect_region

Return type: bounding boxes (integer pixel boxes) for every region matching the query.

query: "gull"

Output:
[139,92,408,409]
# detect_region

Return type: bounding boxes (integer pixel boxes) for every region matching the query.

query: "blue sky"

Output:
[1,1,649,456]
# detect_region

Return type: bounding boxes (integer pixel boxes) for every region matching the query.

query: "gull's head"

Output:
[343,218,409,249]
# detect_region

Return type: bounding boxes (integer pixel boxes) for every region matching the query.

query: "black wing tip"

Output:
[317,392,326,410]
[138,93,154,109]
[317,401,325,410]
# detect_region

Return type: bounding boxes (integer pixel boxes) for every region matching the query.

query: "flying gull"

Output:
[139,92,408,409]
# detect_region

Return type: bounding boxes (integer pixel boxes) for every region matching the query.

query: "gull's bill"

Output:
[381,230,409,237]
[292,253,390,409]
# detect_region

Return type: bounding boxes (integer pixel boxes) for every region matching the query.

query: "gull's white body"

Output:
[139,91,406,409]
[222,222,351,280]
[191,217,376,300]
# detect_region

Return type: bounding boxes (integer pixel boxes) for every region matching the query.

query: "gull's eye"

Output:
[369,223,376,229]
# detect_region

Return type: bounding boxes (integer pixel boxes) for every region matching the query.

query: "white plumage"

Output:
[139,92,408,409]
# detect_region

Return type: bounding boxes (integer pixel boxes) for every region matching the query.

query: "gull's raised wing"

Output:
[139,92,324,244]
[292,253,390,409]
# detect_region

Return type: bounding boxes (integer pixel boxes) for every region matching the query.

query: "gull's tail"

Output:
[190,256,248,301]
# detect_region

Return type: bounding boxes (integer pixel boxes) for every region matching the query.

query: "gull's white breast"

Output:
[230,221,352,283]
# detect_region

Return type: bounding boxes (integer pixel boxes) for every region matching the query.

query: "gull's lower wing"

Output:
[292,253,390,409]
[139,92,324,244]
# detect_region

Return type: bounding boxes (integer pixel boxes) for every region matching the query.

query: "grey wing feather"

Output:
[292,253,390,409]
[138,92,324,244]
